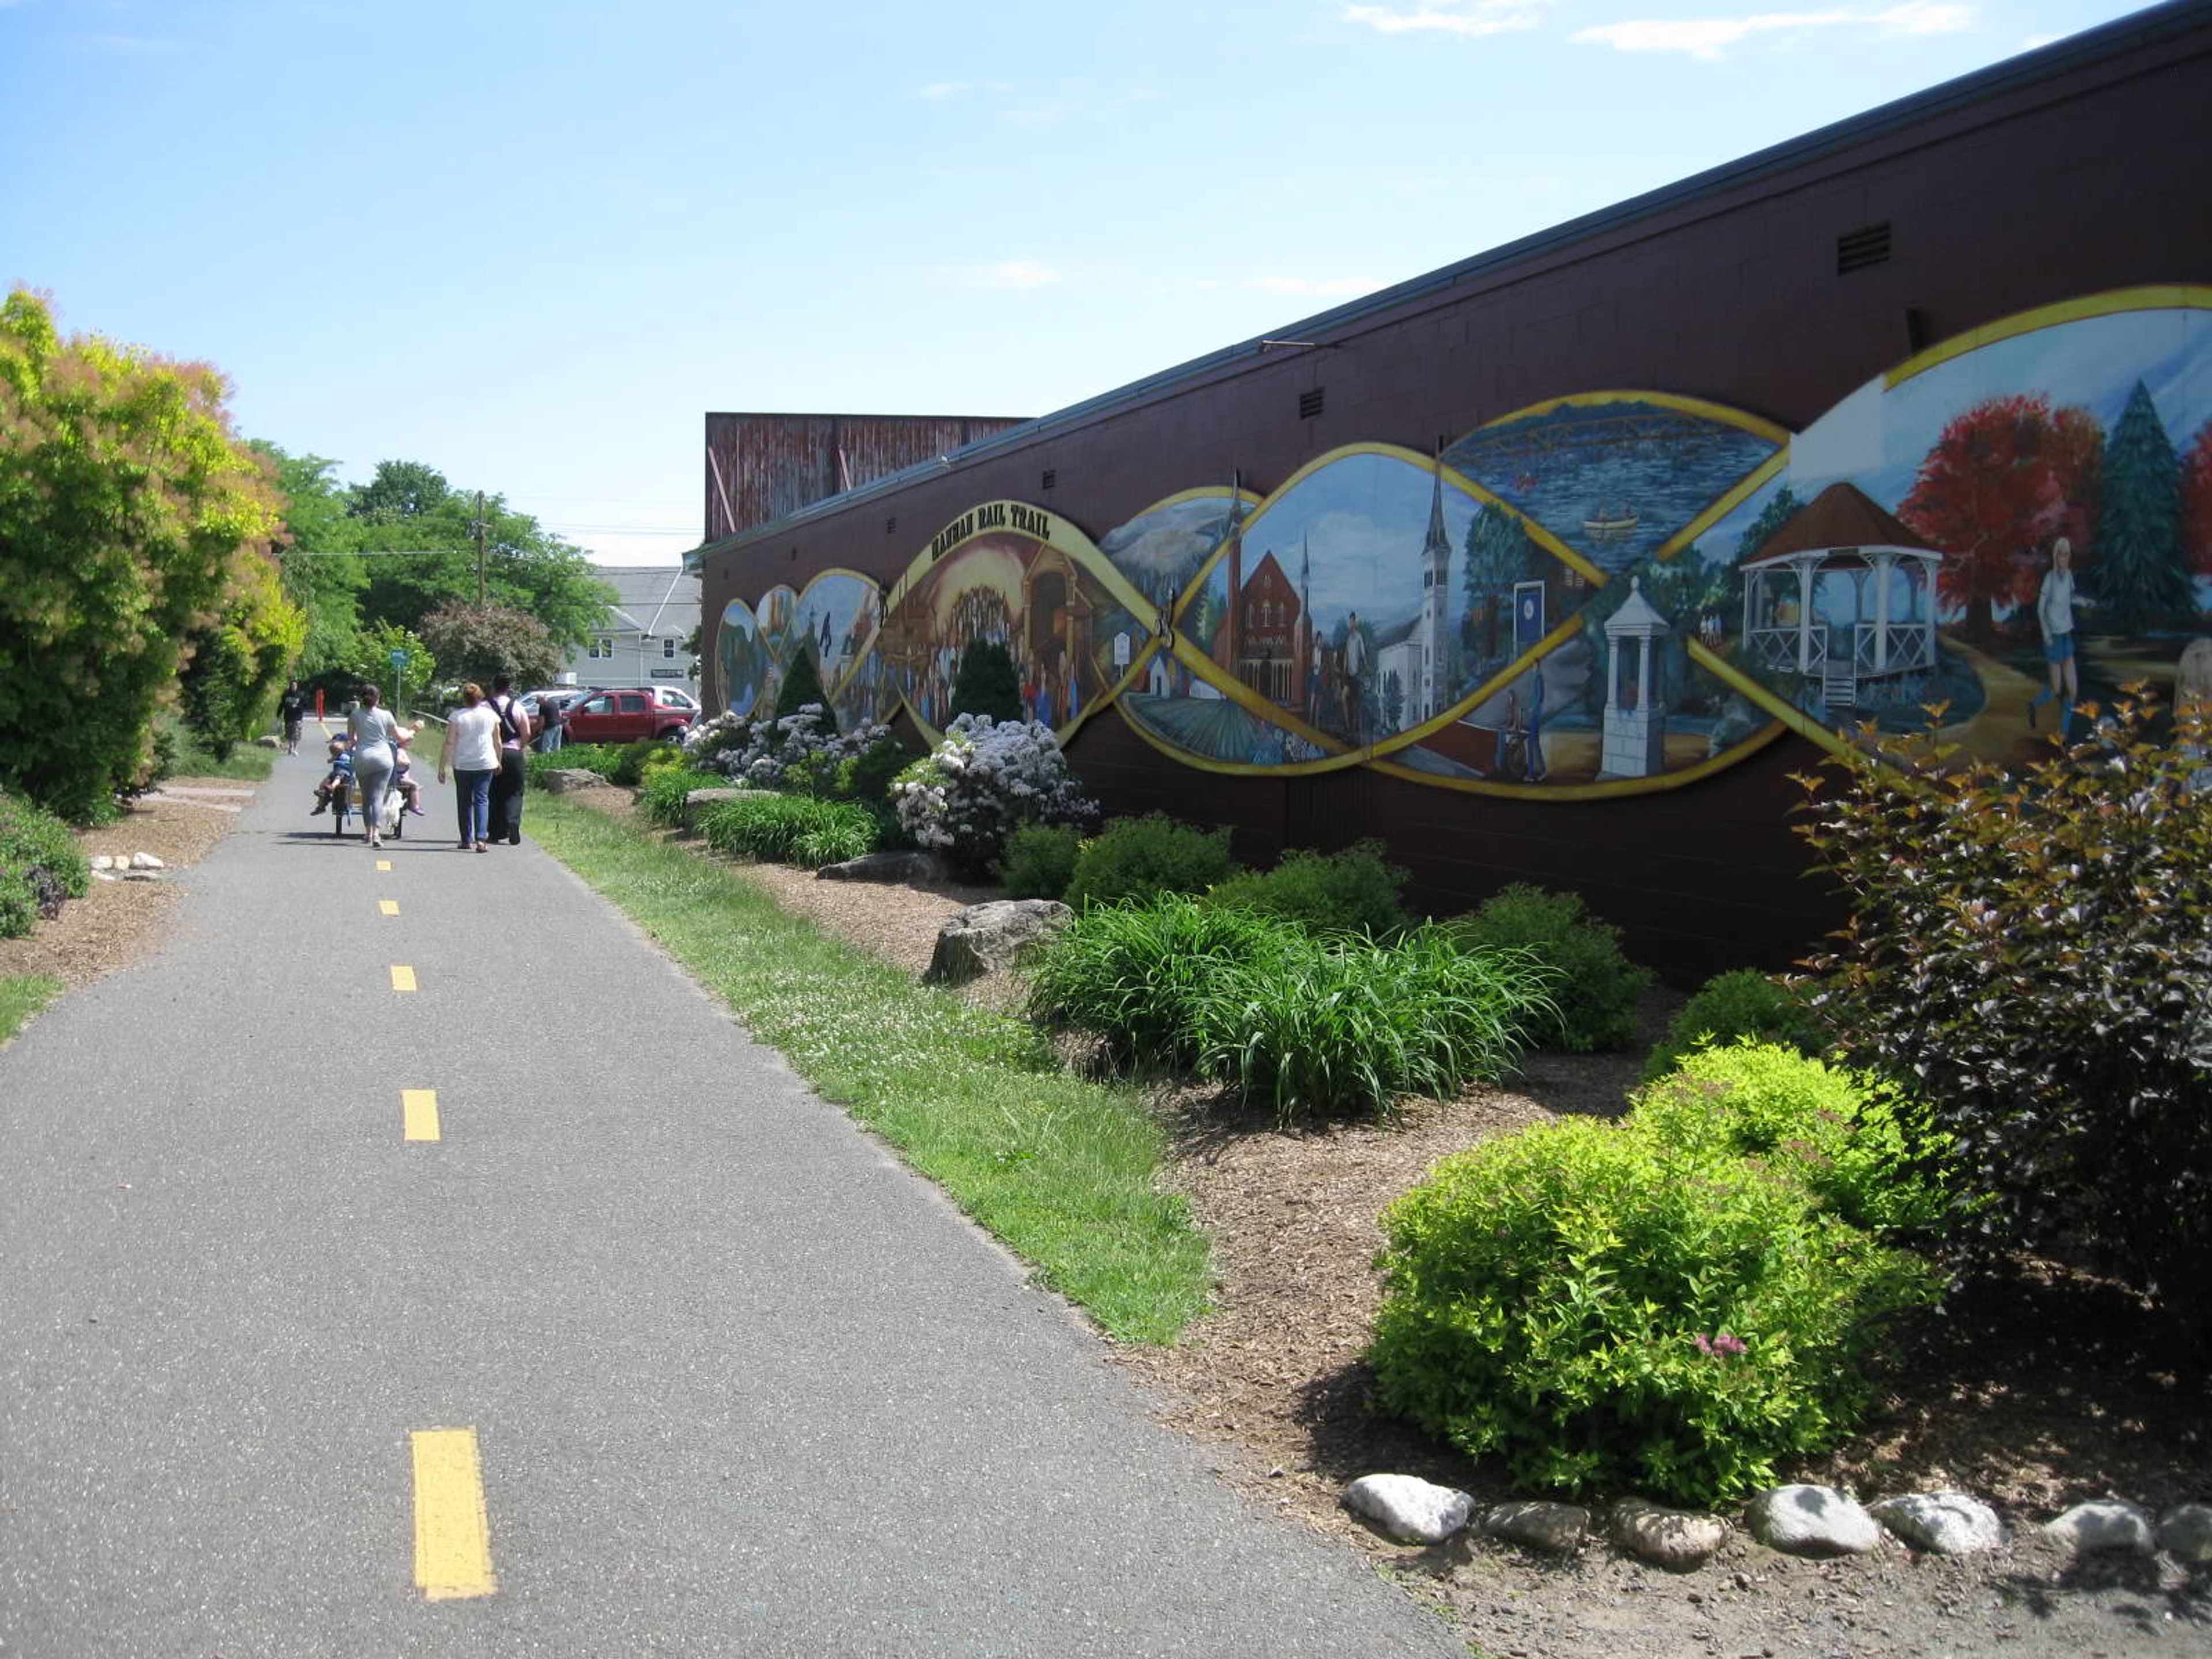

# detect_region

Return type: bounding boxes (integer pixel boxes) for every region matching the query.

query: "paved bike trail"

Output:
[0,751,1459,1658]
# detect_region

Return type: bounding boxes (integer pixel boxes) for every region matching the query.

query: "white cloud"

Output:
[1340,1,1553,38]
[953,260,1063,291]
[1240,275,1388,298]
[1573,2,1974,59]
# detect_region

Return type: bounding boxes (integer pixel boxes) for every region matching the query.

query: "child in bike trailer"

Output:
[309,734,354,815]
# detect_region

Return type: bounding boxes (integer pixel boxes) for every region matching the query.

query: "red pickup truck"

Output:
[560,687,698,745]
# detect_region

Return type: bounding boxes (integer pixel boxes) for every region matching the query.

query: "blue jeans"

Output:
[452,769,494,844]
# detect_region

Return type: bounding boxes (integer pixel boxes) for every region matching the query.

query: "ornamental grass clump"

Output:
[698,794,877,869]
[638,766,729,830]
[1794,693,2212,1342]
[1190,925,1551,1125]
[1369,1098,1942,1508]
[893,714,1096,881]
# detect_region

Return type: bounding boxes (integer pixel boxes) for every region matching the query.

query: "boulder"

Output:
[1746,1485,1883,1557]
[677,787,748,828]
[924,900,1071,986]
[2157,1503,2212,1563]
[817,850,950,885]
[1609,1497,1728,1570]
[540,768,614,796]
[2046,1500,2156,1556]
[255,734,281,748]
[1870,1492,2005,1555]
[89,855,114,871]
[1482,1500,1589,1552]
[1341,1474,1475,1544]
[129,853,166,870]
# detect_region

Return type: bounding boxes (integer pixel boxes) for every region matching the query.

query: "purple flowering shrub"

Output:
[1369,1048,1941,1506]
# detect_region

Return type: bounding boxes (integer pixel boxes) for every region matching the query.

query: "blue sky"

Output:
[0,0,2155,566]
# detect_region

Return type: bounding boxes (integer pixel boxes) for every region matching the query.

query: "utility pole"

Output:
[472,491,488,607]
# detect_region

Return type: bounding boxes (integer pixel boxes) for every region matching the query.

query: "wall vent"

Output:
[1041,468,1058,491]
[1298,387,1326,420]
[1836,222,1892,275]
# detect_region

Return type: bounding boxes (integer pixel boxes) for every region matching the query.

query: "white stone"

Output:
[122,870,163,882]
[91,870,118,882]
[2157,1503,2212,1563]
[89,855,113,870]
[1870,1491,2005,1555]
[1610,1497,1729,1569]
[1483,1500,1589,1552]
[2045,1500,2156,1556]
[1341,1474,1476,1544]
[1746,1485,1883,1556]
[924,899,1072,986]
[128,852,165,870]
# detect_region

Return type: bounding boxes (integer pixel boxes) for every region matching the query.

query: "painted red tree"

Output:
[2182,419,2212,583]
[1897,394,2103,638]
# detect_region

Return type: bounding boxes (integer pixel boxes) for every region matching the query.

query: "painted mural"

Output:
[703,287,2212,800]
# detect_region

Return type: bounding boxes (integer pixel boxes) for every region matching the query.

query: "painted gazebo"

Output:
[1739,482,1942,714]
[1601,575,1671,779]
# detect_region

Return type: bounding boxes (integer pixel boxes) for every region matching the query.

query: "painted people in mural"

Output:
[2028,536,2084,737]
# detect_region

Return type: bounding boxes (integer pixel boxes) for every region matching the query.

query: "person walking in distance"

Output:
[346,684,400,850]
[485,673,534,846]
[278,680,306,755]
[437,683,501,852]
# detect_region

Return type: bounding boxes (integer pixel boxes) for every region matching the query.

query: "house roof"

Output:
[1746,482,1941,564]
[596,565,703,638]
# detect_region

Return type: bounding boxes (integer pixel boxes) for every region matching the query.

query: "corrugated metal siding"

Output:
[703,414,1028,543]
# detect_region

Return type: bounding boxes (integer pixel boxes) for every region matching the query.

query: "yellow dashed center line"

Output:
[376,859,392,871]
[410,1429,496,1600]
[379,899,400,916]
[402,1088,441,1142]
[391,965,417,993]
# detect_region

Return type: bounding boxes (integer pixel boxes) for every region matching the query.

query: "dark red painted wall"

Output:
[700,14,2212,984]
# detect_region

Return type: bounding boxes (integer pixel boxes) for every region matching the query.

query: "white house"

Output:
[562,565,702,698]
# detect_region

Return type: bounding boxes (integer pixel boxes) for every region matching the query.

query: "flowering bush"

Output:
[683,706,907,805]
[893,714,1096,880]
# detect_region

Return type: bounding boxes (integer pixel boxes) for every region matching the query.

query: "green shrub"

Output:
[998,822,1084,900]
[1369,1114,1941,1506]
[0,789,90,940]
[1448,883,1653,1052]
[1796,693,2212,1337]
[1206,839,1410,936]
[610,737,673,788]
[699,794,878,869]
[948,639,1023,725]
[1190,925,1550,1125]
[528,743,620,785]
[1642,968,1823,1082]
[638,767,730,830]
[1025,897,1300,1073]
[1631,1041,1950,1237]
[1064,813,1236,910]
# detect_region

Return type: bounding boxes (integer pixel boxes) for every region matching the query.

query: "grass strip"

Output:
[528,793,1212,1344]
[0,975,62,1045]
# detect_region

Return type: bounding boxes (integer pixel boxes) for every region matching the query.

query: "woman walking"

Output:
[438,683,501,852]
[347,685,400,849]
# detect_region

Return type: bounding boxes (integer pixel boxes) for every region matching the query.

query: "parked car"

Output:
[560,687,696,745]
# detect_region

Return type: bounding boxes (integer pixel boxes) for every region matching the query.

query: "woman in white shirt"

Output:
[437,683,503,852]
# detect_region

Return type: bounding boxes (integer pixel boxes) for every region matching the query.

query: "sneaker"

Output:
[309,801,327,816]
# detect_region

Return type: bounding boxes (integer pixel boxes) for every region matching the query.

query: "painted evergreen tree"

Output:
[1737,484,1801,560]
[948,639,1024,725]
[2091,381,2190,633]
[771,644,836,730]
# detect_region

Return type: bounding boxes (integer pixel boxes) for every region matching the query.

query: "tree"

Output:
[253,441,368,685]
[1896,394,2102,639]
[1737,484,1801,562]
[772,645,835,729]
[179,554,309,761]
[2093,381,2191,633]
[349,459,452,522]
[948,639,1024,724]
[0,290,286,819]
[416,604,559,696]
[1460,504,1536,667]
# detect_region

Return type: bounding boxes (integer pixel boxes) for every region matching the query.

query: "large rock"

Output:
[2046,1500,2156,1556]
[1483,1500,1589,1552]
[1746,1485,1883,1557]
[924,900,1071,986]
[1870,1492,2005,1555]
[817,849,949,885]
[2157,1503,2212,1563]
[677,787,748,828]
[540,767,614,796]
[1610,1497,1728,1570]
[1341,1474,1475,1544]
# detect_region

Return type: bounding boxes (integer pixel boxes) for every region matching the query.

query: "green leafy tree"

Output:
[1737,483,1801,562]
[254,441,369,684]
[1459,503,1536,667]
[2092,381,2191,633]
[354,620,437,715]
[0,290,285,819]
[179,555,309,760]
[772,645,836,728]
[948,639,1024,724]
[416,604,558,696]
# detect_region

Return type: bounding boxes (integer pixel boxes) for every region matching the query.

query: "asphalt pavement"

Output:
[0,748,1461,1657]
